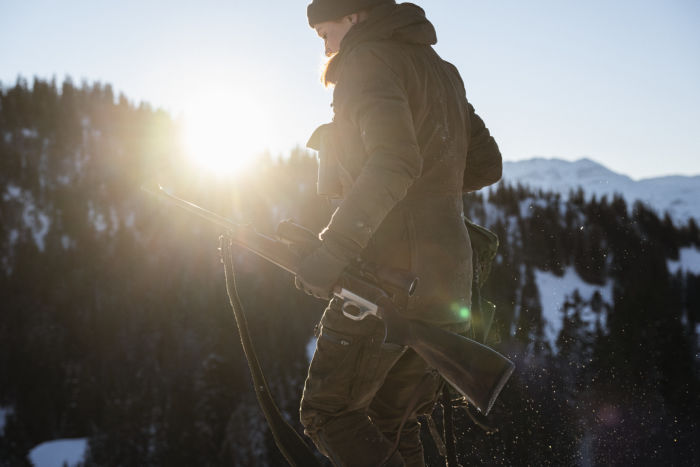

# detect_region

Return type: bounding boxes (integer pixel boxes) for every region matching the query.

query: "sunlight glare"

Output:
[181,89,268,175]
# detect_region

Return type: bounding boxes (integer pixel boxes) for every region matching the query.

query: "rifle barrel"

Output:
[144,185,302,275]
[156,186,240,231]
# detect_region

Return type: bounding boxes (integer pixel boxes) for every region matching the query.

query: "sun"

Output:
[181,89,268,174]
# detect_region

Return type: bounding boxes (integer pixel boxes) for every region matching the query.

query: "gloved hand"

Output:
[295,242,350,300]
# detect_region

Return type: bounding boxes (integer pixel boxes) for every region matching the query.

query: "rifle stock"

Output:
[145,185,514,415]
[378,300,514,415]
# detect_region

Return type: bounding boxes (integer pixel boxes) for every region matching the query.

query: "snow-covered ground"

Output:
[667,247,700,275]
[28,438,88,467]
[534,267,613,347]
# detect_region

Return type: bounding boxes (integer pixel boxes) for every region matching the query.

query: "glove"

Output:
[295,242,351,300]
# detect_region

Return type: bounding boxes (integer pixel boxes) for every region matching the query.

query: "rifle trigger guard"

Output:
[335,288,378,321]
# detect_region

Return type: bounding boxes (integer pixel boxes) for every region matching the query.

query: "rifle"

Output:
[145,185,514,415]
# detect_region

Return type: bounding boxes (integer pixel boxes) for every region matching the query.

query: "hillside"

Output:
[1,78,699,466]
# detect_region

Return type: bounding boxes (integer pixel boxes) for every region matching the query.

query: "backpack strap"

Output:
[464,216,499,343]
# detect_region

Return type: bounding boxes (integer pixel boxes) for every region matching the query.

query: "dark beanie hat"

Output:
[307,0,395,27]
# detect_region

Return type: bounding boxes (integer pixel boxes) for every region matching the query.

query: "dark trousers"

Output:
[300,299,467,466]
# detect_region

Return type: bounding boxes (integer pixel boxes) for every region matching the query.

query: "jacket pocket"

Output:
[305,325,363,409]
[313,327,357,377]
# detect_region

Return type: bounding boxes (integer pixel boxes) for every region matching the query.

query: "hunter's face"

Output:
[314,16,355,56]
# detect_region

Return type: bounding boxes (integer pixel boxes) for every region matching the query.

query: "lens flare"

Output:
[450,302,471,320]
[181,89,268,175]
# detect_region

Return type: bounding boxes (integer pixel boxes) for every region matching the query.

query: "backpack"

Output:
[464,216,500,345]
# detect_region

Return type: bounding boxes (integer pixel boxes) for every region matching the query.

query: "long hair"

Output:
[319,8,373,88]
[321,53,339,88]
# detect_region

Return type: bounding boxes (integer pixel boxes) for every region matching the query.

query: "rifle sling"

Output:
[221,236,320,467]
[426,413,447,458]
[441,386,458,467]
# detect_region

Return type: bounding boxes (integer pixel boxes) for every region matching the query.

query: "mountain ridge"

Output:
[502,157,700,223]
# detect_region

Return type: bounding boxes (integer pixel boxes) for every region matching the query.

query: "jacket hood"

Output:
[343,2,436,48]
[325,3,436,83]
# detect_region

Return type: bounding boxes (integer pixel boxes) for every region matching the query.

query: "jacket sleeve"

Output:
[320,46,422,256]
[463,103,502,192]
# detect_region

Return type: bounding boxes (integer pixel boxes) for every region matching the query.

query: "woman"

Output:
[296,1,501,465]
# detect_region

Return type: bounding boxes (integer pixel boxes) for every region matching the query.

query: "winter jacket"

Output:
[313,2,501,325]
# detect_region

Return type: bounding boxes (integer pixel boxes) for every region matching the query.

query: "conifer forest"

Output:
[0,78,698,466]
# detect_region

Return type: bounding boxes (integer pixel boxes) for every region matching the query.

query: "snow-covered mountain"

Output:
[502,157,700,224]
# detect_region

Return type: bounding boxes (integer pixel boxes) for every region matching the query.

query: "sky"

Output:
[2,0,699,180]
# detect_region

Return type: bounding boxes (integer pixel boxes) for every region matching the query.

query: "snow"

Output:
[0,406,13,436]
[22,204,51,252]
[33,212,51,251]
[4,184,22,201]
[504,158,630,195]
[503,157,700,224]
[534,267,613,347]
[21,128,39,138]
[28,438,88,467]
[306,336,317,363]
[9,229,19,246]
[94,213,107,232]
[88,203,107,233]
[4,186,51,251]
[667,247,700,275]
